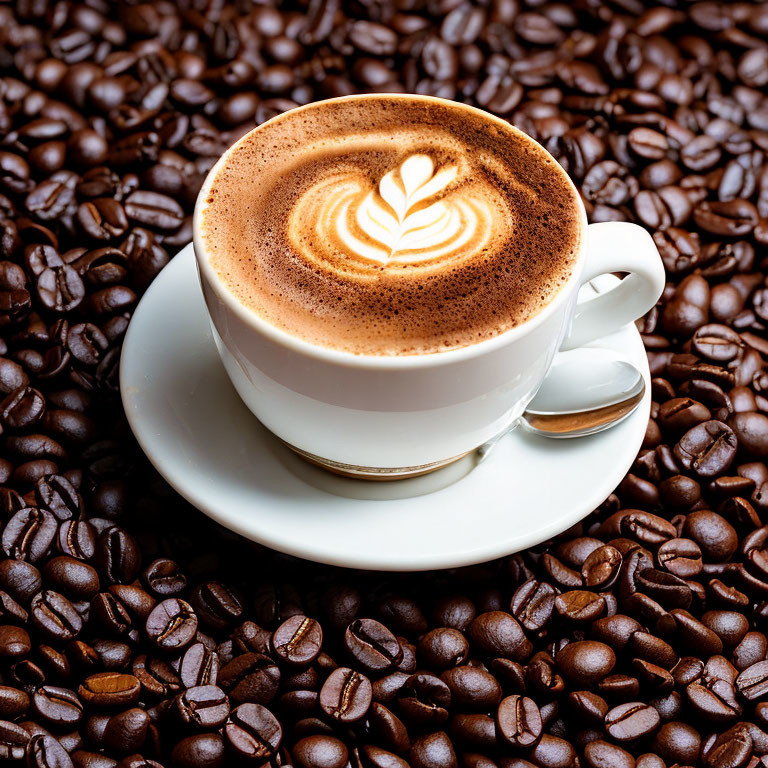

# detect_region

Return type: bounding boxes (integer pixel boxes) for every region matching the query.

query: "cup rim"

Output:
[193,93,590,370]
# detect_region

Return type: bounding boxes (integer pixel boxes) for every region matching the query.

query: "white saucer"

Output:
[120,244,650,571]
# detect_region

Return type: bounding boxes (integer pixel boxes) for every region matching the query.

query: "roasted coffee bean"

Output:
[77,673,140,709]
[733,631,768,670]
[591,615,641,654]
[634,568,692,609]
[683,509,739,562]
[231,621,272,656]
[76,199,125,243]
[91,639,132,671]
[180,642,219,688]
[366,701,409,754]
[176,684,229,729]
[0,625,31,658]
[0,718,31,760]
[556,641,616,687]
[441,666,501,710]
[2,507,57,562]
[35,475,80,521]
[123,191,183,231]
[32,686,83,728]
[272,615,322,666]
[66,325,108,367]
[0,386,45,429]
[735,660,768,700]
[528,734,578,768]
[26,733,73,768]
[36,266,85,313]
[511,579,556,632]
[629,630,678,670]
[102,708,149,754]
[0,559,42,603]
[0,591,27,625]
[37,645,71,681]
[652,720,701,764]
[94,527,140,585]
[694,200,759,236]
[70,751,116,768]
[30,590,82,642]
[43,557,99,600]
[583,740,635,768]
[90,591,132,637]
[319,667,371,723]
[373,599,425,641]
[686,677,741,722]
[409,731,457,768]
[468,612,532,661]
[396,673,450,726]
[496,695,542,748]
[605,702,661,741]
[170,733,224,768]
[617,509,677,545]
[702,610,749,650]
[581,545,622,589]
[449,712,497,750]
[704,724,752,768]
[658,398,712,434]
[541,553,583,588]
[675,420,738,477]
[555,590,606,622]
[144,598,197,651]
[57,520,95,561]
[219,653,280,706]
[293,734,348,768]
[224,703,282,761]
[132,653,180,698]
[0,357,29,395]
[568,690,608,726]
[417,628,468,670]
[345,619,402,673]
[141,558,186,597]
[0,687,30,719]
[191,581,242,630]
[729,412,768,458]
[675,612,725,661]
[657,538,703,577]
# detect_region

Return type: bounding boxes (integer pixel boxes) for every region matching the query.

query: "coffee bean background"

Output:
[1,1,768,767]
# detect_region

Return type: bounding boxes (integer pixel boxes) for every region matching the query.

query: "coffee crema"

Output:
[200,96,582,356]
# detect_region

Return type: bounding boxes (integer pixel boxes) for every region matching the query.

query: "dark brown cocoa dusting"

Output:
[202,96,581,355]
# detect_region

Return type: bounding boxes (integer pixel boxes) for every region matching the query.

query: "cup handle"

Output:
[560,221,666,351]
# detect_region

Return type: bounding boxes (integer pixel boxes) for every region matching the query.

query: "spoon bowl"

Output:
[476,348,646,460]
[521,349,646,438]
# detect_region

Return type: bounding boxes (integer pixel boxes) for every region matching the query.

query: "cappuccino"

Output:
[200,95,582,356]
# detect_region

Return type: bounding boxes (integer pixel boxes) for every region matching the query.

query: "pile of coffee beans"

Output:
[1,1,768,767]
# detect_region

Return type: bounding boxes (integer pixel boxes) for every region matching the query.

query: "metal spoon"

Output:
[477,349,645,459]
[522,351,645,438]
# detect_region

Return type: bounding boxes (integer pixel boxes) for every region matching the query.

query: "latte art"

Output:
[358,155,461,262]
[201,95,582,355]
[288,153,504,272]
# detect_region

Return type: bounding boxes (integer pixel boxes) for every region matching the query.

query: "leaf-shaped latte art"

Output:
[347,155,463,262]
[288,152,504,270]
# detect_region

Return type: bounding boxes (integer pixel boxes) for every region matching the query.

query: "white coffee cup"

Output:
[193,96,665,479]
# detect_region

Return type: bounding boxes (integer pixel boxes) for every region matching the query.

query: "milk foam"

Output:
[288,153,502,271]
[201,96,582,356]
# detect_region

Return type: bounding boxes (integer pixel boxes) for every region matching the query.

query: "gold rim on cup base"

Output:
[282,441,471,481]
